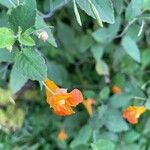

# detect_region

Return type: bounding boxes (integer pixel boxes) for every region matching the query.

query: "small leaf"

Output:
[122,36,141,63]
[0,27,15,48]
[96,60,109,76]
[70,125,92,148]
[73,0,82,26]
[14,48,47,81]
[19,32,35,46]
[91,44,104,62]
[91,139,115,150]
[88,0,103,27]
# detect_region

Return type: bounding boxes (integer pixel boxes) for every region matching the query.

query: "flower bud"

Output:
[38,31,48,42]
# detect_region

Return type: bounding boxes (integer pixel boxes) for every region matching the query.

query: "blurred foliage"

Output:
[0,0,150,150]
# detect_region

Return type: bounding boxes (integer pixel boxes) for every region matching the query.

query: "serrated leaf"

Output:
[0,27,15,48]
[76,0,114,24]
[9,0,36,32]
[122,36,141,63]
[15,48,47,81]
[91,139,115,150]
[96,60,109,76]
[104,109,129,133]
[9,66,28,93]
[19,32,35,46]
[70,125,92,148]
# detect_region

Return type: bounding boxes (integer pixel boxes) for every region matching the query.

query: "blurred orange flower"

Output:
[83,99,96,116]
[58,129,67,141]
[112,85,122,94]
[44,79,83,116]
[123,106,146,124]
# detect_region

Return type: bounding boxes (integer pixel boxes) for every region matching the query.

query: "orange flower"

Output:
[123,106,146,124]
[112,85,122,94]
[83,99,96,116]
[58,129,67,141]
[44,79,83,116]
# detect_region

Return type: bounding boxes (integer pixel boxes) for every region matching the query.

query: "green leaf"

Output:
[104,109,129,133]
[113,0,124,15]
[0,48,16,62]
[125,0,142,21]
[88,0,103,27]
[0,88,13,106]
[145,99,150,110]
[9,66,28,93]
[35,15,57,47]
[99,86,110,100]
[71,145,89,150]
[73,0,82,26]
[91,44,104,62]
[123,130,140,144]
[142,0,150,10]
[142,49,150,68]
[76,35,93,52]
[9,0,36,32]
[76,0,115,24]
[92,17,121,43]
[47,61,68,86]
[14,48,47,81]
[70,125,92,148]
[96,60,109,76]
[19,32,35,46]
[91,139,115,150]
[0,27,15,48]
[122,36,141,63]
[108,93,131,108]
[0,0,16,8]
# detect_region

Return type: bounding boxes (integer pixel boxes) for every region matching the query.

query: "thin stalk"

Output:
[42,81,55,95]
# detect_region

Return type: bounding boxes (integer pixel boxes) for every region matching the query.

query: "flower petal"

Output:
[123,106,146,124]
[83,99,96,116]
[45,79,59,101]
[54,104,75,116]
[67,89,83,106]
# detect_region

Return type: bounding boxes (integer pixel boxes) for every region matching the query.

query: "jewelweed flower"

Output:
[83,99,96,116]
[112,85,122,94]
[123,106,146,124]
[44,79,83,116]
[58,129,67,141]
